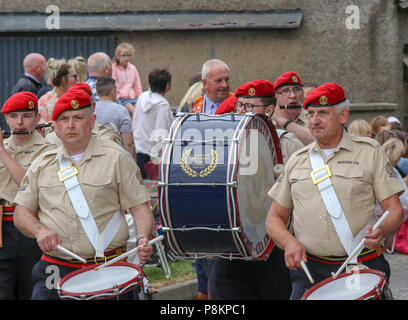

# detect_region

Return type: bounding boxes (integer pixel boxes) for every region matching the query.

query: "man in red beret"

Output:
[206,79,304,300]
[0,92,55,299]
[267,82,404,299]
[271,71,315,145]
[13,88,154,300]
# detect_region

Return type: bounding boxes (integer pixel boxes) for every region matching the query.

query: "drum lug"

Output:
[80,293,86,300]
[113,284,120,299]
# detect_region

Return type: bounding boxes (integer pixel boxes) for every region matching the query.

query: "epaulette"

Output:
[351,136,380,148]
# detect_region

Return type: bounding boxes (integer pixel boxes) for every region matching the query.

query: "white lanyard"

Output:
[58,156,122,257]
[309,149,371,263]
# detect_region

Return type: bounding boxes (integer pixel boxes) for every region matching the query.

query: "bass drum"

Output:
[159,113,282,260]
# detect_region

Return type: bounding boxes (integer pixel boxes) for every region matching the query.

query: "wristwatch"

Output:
[283,119,292,129]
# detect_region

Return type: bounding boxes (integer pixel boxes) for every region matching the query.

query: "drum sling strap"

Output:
[58,156,122,258]
[309,149,374,264]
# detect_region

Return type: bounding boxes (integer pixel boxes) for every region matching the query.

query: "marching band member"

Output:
[0,92,55,299]
[207,79,303,300]
[13,87,154,300]
[266,82,404,299]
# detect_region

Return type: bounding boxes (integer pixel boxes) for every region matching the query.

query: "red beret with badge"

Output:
[70,82,92,96]
[235,79,275,98]
[1,91,38,114]
[215,96,238,114]
[303,82,346,109]
[273,71,302,90]
[52,88,92,121]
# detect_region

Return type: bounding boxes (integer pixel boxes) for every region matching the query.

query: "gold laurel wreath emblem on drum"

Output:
[181,148,218,178]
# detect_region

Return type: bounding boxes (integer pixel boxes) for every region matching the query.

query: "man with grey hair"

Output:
[191,59,233,114]
[267,82,404,299]
[11,53,47,96]
[85,52,113,101]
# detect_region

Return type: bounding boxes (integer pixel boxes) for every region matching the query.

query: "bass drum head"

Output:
[233,114,281,259]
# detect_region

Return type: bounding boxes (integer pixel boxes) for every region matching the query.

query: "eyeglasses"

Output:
[119,54,132,58]
[236,101,267,112]
[276,87,303,96]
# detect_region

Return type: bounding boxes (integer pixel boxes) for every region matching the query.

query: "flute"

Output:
[1,123,52,135]
[279,104,303,109]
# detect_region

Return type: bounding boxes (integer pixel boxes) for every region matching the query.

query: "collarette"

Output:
[311,129,353,154]
[24,72,40,84]
[57,136,105,165]
[7,131,45,153]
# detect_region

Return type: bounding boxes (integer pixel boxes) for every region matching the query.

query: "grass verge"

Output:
[143,259,197,288]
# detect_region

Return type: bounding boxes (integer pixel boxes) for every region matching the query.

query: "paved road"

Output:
[386,251,408,300]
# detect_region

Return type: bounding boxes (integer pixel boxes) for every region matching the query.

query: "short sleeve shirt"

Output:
[14,136,150,259]
[268,131,404,256]
[0,131,55,204]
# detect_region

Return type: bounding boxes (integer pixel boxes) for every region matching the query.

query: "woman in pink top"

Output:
[112,43,143,117]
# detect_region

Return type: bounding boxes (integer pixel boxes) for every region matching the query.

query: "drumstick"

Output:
[333,210,390,279]
[301,260,314,284]
[57,245,87,264]
[94,235,164,270]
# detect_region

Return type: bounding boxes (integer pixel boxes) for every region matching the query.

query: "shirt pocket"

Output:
[289,169,315,200]
[331,167,371,200]
[37,179,66,211]
[80,176,118,212]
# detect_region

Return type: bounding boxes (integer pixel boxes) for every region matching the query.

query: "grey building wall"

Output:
[0,0,406,125]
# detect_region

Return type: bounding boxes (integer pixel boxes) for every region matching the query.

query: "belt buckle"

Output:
[58,165,78,182]
[311,165,332,185]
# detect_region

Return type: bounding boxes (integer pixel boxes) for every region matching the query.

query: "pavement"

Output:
[145,251,408,300]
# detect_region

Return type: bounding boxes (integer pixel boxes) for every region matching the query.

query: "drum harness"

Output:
[309,149,375,264]
[58,156,122,258]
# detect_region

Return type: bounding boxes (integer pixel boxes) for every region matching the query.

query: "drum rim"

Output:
[57,261,143,299]
[232,113,282,260]
[301,268,386,300]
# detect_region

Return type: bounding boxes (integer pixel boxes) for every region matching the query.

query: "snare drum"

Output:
[301,269,391,300]
[57,262,144,300]
[159,113,282,260]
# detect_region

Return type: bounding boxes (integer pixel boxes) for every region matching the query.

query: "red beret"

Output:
[273,71,302,89]
[2,92,38,113]
[52,88,92,121]
[235,79,275,98]
[215,96,238,114]
[303,83,346,109]
[70,82,92,96]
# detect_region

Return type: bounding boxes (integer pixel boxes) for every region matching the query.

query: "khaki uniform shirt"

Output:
[273,108,309,130]
[0,131,55,204]
[268,131,404,257]
[14,135,150,260]
[45,121,122,147]
[279,131,304,164]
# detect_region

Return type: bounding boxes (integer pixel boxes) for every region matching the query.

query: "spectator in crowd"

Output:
[112,43,143,117]
[177,73,203,113]
[37,58,66,98]
[388,116,403,131]
[86,52,113,101]
[370,115,391,138]
[11,53,46,96]
[68,56,87,82]
[132,68,173,179]
[38,63,78,125]
[348,119,373,138]
[95,76,135,158]
[302,82,318,98]
[191,59,234,114]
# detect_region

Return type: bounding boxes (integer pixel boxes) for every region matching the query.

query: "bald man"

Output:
[11,53,47,96]
[86,52,113,101]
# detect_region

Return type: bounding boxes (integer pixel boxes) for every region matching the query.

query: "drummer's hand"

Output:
[284,239,307,270]
[364,225,383,249]
[35,225,61,253]
[137,237,153,265]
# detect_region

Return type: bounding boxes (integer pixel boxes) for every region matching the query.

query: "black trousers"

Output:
[0,221,42,299]
[289,253,390,300]
[206,247,292,300]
